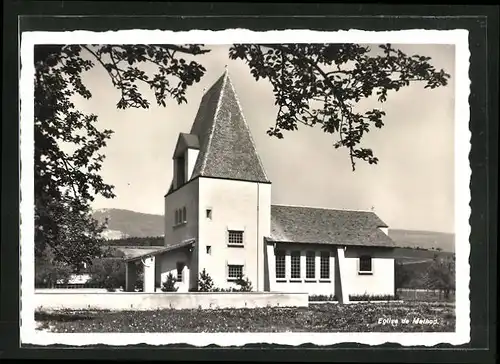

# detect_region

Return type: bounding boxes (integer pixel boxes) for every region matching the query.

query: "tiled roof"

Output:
[123,239,195,262]
[187,70,270,183]
[269,205,395,248]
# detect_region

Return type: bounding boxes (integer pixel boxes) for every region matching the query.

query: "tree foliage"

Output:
[424,254,455,299]
[394,261,412,289]
[87,257,126,292]
[229,43,450,170]
[105,236,164,247]
[34,43,450,267]
[35,246,73,288]
[34,44,207,268]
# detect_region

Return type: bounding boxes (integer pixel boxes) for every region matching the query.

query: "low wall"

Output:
[34,291,309,311]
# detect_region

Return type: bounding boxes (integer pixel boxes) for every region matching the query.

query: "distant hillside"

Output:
[93,208,455,253]
[388,229,455,253]
[93,208,164,239]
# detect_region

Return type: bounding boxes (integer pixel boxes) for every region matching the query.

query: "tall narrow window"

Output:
[320,251,330,279]
[275,250,286,280]
[206,208,212,220]
[290,251,301,279]
[176,156,185,187]
[176,262,185,282]
[359,255,372,273]
[306,251,316,279]
[228,230,244,246]
[182,207,187,223]
[174,210,179,225]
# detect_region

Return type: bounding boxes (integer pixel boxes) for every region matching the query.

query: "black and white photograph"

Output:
[20,29,470,347]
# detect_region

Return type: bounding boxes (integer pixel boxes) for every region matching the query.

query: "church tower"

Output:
[165,69,272,291]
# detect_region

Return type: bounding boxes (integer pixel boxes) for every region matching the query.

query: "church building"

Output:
[125,70,397,303]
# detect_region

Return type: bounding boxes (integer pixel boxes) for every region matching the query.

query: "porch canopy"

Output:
[124,239,195,292]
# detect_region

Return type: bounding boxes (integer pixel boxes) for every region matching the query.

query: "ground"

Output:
[35,301,455,333]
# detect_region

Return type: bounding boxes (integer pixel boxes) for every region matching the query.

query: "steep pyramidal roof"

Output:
[187,69,270,183]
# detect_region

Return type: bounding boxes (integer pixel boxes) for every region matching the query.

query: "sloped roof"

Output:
[186,70,270,183]
[124,239,195,262]
[269,205,395,248]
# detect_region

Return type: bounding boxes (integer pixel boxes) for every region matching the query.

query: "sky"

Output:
[74,43,456,233]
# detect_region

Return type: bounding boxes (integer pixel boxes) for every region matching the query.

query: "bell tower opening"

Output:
[176,154,186,187]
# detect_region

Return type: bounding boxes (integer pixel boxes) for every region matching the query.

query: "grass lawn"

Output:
[36,301,455,333]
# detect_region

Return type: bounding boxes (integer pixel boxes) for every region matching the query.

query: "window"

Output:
[206,246,212,255]
[306,251,316,279]
[174,208,186,226]
[320,251,330,279]
[290,251,301,279]
[176,262,185,282]
[227,264,243,280]
[228,230,244,246]
[275,250,286,279]
[206,208,212,220]
[359,255,372,273]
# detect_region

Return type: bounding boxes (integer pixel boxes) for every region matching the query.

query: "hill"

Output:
[93,208,164,239]
[388,229,455,253]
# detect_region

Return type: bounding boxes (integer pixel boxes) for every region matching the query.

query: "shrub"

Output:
[349,294,399,301]
[35,247,73,288]
[235,274,253,292]
[197,269,254,292]
[309,294,337,302]
[88,257,126,292]
[308,294,399,302]
[161,273,178,292]
[197,269,215,292]
[135,278,144,291]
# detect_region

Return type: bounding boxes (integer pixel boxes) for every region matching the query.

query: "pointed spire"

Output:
[186,70,270,184]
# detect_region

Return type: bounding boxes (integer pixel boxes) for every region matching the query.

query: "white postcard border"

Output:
[20,28,471,347]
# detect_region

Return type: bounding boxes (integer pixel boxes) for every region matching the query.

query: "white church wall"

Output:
[264,244,395,297]
[198,178,271,291]
[164,179,199,290]
[156,249,191,293]
[343,246,395,296]
[164,179,199,247]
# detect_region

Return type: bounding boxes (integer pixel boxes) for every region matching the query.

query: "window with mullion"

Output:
[275,250,286,279]
[290,251,301,279]
[306,251,315,279]
[320,251,330,279]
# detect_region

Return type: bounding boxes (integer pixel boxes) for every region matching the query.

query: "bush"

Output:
[349,294,399,301]
[309,294,337,302]
[161,273,178,292]
[197,269,215,292]
[88,257,126,292]
[35,247,73,288]
[235,274,253,292]
[308,294,399,302]
[196,269,254,292]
